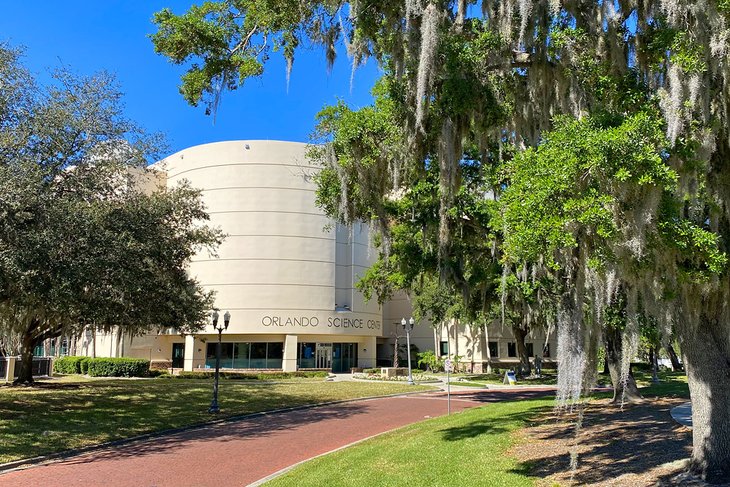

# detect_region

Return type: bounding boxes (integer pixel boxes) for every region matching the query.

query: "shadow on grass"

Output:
[438,408,541,442]
[0,380,410,465]
[508,382,691,484]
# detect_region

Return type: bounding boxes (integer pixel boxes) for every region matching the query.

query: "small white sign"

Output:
[444,359,453,373]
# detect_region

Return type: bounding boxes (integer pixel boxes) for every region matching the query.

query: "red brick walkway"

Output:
[1,389,553,487]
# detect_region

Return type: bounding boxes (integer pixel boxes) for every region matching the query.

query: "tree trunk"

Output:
[650,346,660,383]
[513,325,531,377]
[13,329,36,385]
[483,323,492,374]
[666,343,683,371]
[393,334,399,368]
[679,319,730,484]
[605,325,643,403]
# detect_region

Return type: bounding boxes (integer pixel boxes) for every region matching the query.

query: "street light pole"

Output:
[402,317,415,385]
[208,310,231,414]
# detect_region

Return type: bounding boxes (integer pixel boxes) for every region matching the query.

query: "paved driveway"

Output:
[1,388,554,487]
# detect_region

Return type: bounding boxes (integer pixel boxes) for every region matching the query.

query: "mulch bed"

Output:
[511,397,700,486]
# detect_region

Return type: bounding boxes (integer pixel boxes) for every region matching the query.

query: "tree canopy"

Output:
[0,45,223,383]
[152,1,730,482]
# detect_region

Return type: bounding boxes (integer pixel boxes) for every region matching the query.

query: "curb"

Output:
[0,387,436,475]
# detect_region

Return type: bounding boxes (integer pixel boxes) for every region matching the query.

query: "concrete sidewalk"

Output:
[0,389,553,487]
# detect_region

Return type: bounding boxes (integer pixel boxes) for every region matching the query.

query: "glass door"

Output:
[315,343,332,369]
[171,343,185,368]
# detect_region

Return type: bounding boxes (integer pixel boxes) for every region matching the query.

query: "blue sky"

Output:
[0,1,380,155]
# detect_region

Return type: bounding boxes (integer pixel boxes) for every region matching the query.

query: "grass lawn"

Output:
[266,372,690,487]
[266,397,554,487]
[0,377,433,464]
[444,371,559,387]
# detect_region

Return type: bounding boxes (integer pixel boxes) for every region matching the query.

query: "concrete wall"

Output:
[156,141,383,342]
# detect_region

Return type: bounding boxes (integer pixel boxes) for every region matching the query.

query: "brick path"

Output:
[1,388,554,487]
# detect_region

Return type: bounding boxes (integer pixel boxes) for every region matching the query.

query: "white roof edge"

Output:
[151,140,313,167]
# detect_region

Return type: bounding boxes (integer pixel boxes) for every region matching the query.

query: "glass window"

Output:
[250,343,268,369]
[507,342,517,357]
[543,344,551,358]
[298,342,316,368]
[439,341,449,356]
[206,343,233,368]
[233,343,250,369]
[267,342,284,369]
[488,341,499,358]
[526,343,534,357]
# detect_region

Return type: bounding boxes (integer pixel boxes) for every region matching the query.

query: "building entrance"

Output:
[172,343,185,368]
[315,343,332,369]
[332,343,358,373]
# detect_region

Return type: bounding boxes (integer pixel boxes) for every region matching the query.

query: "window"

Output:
[206,343,234,368]
[488,341,499,358]
[507,342,517,357]
[526,343,534,357]
[267,342,284,368]
[233,343,250,368]
[250,343,268,368]
[206,342,283,369]
[298,342,316,368]
[439,341,449,356]
[543,344,551,358]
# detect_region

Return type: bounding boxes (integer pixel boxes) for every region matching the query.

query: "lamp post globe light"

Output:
[401,317,415,385]
[208,310,231,414]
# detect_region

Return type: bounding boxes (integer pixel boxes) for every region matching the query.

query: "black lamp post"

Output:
[401,317,415,385]
[208,310,230,413]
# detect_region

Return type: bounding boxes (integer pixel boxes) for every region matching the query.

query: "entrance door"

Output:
[172,343,185,368]
[315,343,332,369]
[332,343,358,373]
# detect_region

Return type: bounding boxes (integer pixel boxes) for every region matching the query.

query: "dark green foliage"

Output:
[79,357,90,375]
[86,358,150,378]
[53,356,86,375]
[0,45,223,384]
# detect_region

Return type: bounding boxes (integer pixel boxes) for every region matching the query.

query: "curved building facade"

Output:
[65,139,557,375]
[158,140,381,372]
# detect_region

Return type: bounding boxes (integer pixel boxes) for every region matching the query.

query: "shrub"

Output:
[416,350,444,372]
[53,356,86,374]
[86,358,150,377]
[363,368,381,374]
[79,357,90,375]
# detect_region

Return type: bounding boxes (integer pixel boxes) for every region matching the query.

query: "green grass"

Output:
[266,397,554,487]
[638,371,689,398]
[445,371,559,387]
[266,372,690,487]
[0,376,433,464]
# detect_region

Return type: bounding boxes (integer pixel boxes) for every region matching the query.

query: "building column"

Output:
[183,334,196,372]
[359,336,376,369]
[4,357,15,383]
[282,335,298,372]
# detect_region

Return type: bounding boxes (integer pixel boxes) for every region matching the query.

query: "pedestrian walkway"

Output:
[0,389,553,487]
[670,401,693,428]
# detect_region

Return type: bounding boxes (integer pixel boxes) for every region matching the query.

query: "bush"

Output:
[363,368,380,374]
[79,357,90,375]
[416,350,444,372]
[53,356,86,374]
[86,358,150,377]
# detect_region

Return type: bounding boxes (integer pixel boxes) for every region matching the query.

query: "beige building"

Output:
[70,140,556,373]
[381,293,556,373]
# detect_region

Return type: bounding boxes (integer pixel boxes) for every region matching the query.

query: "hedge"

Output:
[86,358,150,377]
[53,356,86,374]
[79,357,90,375]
